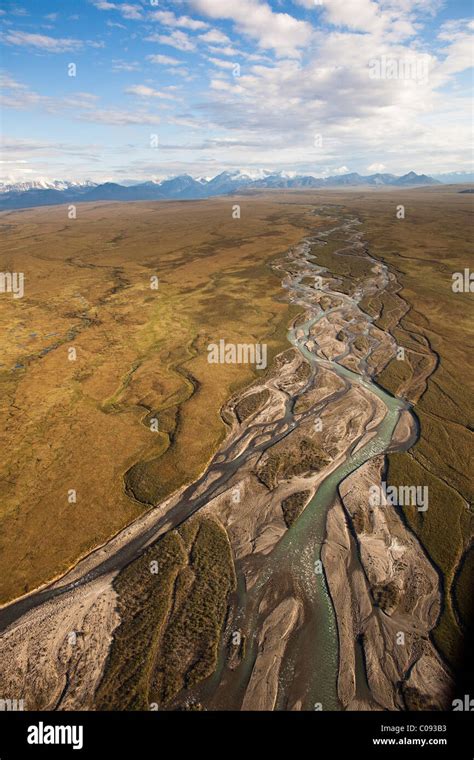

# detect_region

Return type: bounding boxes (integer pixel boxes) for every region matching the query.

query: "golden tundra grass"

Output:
[98,188,472,706]
[0,197,315,602]
[347,187,473,667]
[0,188,471,677]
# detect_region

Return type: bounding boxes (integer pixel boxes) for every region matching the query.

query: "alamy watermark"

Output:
[369,482,428,512]
[369,55,430,85]
[0,272,24,299]
[207,339,267,370]
[0,698,25,711]
[452,694,474,711]
[452,268,473,293]
[27,722,83,750]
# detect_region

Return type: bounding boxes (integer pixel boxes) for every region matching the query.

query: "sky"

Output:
[1,0,473,183]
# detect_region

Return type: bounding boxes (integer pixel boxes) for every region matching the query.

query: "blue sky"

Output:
[1,0,472,182]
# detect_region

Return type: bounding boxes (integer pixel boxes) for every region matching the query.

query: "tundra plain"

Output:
[0,197,315,602]
[0,187,472,712]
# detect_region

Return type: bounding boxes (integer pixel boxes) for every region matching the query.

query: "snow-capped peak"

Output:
[226,169,273,181]
[0,179,96,194]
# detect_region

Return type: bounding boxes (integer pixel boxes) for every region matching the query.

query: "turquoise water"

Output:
[208,217,411,710]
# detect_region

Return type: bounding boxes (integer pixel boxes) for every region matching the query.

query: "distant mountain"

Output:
[78,175,209,203]
[72,182,132,202]
[391,171,437,186]
[205,170,258,193]
[432,171,474,184]
[0,179,96,194]
[0,171,441,210]
[154,174,208,199]
[365,173,396,185]
[0,179,98,210]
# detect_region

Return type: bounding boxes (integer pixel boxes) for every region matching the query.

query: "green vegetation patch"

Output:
[96,531,185,711]
[151,517,236,704]
[235,389,270,422]
[257,438,331,490]
[281,490,311,527]
[96,516,235,710]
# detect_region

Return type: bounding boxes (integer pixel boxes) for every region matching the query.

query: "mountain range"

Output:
[0,170,447,210]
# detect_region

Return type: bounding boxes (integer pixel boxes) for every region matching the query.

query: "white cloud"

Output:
[149,10,208,30]
[107,20,126,29]
[0,72,162,128]
[190,0,313,56]
[435,19,474,77]
[301,0,445,42]
[125,84,178,100]
[167,67,194,79]
[208,57,237,69]
[193,21,473,175]
[2,0,473,179]
[112,59,141,71]
[0,73,28,90]
[322,0,385,34]
[116,4,142,20]
[199,29,231,45]
[77,108,161,126]
[146,30,196,51]
[207,45,240,56]
[210,78,243,94]
[147,53,182,66]
[3,30,84,52]
[91,2,142,20]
